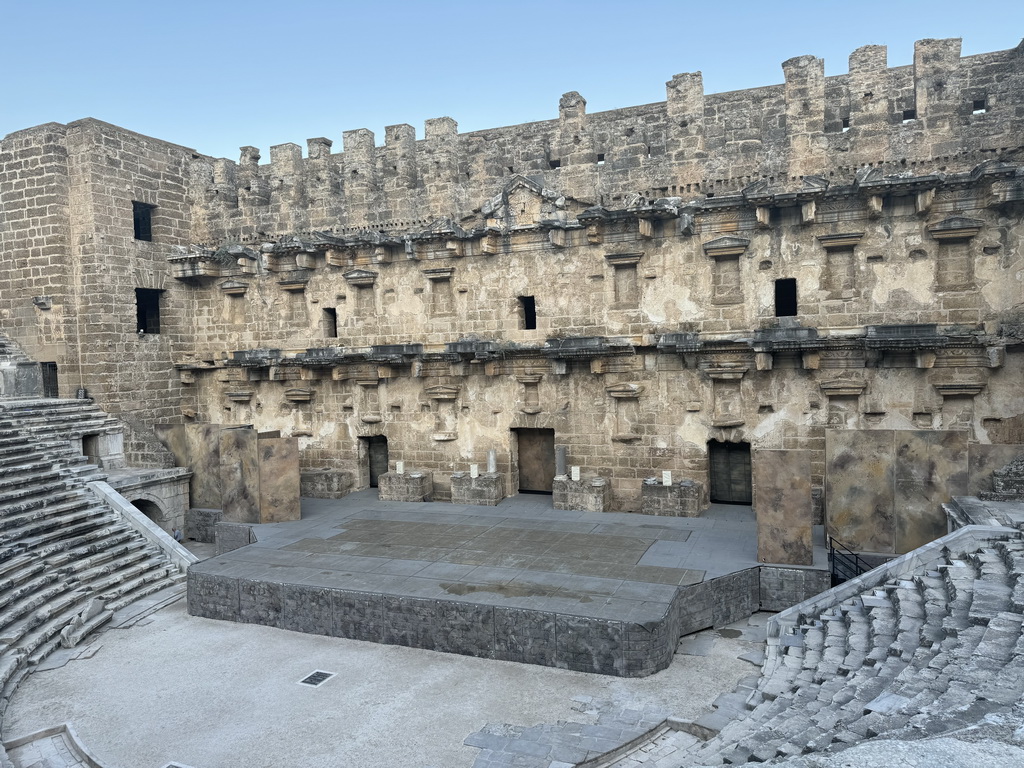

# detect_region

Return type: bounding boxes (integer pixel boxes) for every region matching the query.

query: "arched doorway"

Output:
[131,498,163,524]
[707,440,752,504]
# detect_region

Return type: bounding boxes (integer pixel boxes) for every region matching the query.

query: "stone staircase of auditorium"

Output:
[0,399,187,723]
[595,533,1024,767]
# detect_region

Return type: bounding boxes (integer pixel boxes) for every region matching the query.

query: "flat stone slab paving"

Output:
[188,491,828,676]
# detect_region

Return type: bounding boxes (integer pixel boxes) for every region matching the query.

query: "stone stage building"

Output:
[1,37,1022,566]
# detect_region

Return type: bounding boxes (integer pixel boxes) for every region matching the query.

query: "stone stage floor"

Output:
[187,490,829,676]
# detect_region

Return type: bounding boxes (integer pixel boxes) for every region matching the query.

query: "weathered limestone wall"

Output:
[182,40,1024,243]
[1,38,1022,556]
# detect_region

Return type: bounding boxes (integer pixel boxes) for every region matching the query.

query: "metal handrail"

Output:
[828,535,872,585]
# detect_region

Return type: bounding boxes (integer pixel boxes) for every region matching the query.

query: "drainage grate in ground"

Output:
[298,670,335,687]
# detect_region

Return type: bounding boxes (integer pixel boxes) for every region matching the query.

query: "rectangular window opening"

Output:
[136,288,163,334]
[774,278,798,317]
[902,109,917,123]
[841,117,850,132]
[323,307,338,338]
[972,98,987,114]
[132,201,156,241]
[518,296,537,330]
[596,153,605,165]
[548,159,561,170]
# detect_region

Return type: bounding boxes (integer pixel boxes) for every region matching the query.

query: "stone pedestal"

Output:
[378,471,432,502]
[641,478,705,517]
[553,475,609,513]
[450,472,504,506]
[300,469,355,499]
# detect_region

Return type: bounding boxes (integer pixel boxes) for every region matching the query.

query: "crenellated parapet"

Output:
[188,38,1024,244]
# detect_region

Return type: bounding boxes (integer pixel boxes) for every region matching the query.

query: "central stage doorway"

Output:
[514,428,555,494]
[708,440,752,504]
[361,435,389,488]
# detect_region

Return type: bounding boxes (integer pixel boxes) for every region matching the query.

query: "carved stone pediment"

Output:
[928,216,984,241]
[703,236,750,259]
[819,379,866,398]
[284,388,313,402]
[606,383,644,399]
[343,269,378,286]
[817,233,864,250]
[218,280,249,296]
[425,384,460,401]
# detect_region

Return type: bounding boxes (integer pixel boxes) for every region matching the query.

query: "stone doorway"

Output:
[708,440,752,504]
[361,435,388,488]
[513,428,555,493]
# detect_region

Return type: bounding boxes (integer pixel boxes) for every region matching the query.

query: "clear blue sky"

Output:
[2,1,1021,160]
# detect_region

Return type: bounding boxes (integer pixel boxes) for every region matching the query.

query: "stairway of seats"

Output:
[0,399,186,720]
[600,535,1024,767]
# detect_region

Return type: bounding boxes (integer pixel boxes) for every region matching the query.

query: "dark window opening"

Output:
[132,201,155,241]
[841,117,850,132]
[136,288,163,334]
[323,307,338,338]
[548,159,561,169]
[518,296,537,330]
[596,153,605,165]
[775,278,798,317]
[902,109,917,123]
[40,362,59,398]
[972,98,987,114]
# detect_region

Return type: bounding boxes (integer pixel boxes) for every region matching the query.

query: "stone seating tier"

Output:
[597,530,1024,766]
[0,416,185,725]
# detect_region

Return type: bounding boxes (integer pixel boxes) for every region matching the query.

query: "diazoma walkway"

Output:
[188,490,830,676]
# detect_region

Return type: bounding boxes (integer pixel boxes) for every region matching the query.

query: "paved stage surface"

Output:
[195,489,828,626]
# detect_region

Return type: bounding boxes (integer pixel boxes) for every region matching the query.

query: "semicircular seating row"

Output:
[0,398,186,765]
[594,528,1024,767]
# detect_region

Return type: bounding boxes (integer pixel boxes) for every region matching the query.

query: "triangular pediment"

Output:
[478,175,592,229]
[703,236,751,258]
[342,269,378,286]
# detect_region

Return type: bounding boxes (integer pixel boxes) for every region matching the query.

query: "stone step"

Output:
[0,569,61,618]
[0,487,90,520]
[0,507,112,549]
[0,583,83,654]
[103,568,183,612]
[44,528,141,569]
[0,494,96,533]
[13,512,120,553]
[0,476,77,506]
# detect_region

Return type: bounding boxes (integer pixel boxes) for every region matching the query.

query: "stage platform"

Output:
[187,491,830,676]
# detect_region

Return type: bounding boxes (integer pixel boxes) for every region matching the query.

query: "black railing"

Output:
[828,536,872,586]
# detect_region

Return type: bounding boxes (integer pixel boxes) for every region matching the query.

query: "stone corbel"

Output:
[916,188,935,215]
[549,229,567,248]
[586,222,604,244]
[482,231,501,255]
[638,218,655,239]
[800,200,816,224]
[755,206,771,229]
[867,195,883,218]
[755,352,773,371]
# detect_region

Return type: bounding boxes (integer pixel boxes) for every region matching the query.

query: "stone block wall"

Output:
[378,471,432,502]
